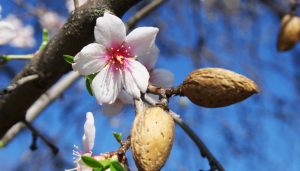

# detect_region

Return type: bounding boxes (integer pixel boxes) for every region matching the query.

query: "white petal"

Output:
[128,60,150,93]
[72,43,107,75]
[126,27,158,57]
[122,68,141,99]
[94,12,126,47]
[102,101,124,116]
[137,44,159,70]
[0,21,16,45]
[92,66,122,104]
[83,112,95,152]
[150,69,174,87]
[118,91,134,104]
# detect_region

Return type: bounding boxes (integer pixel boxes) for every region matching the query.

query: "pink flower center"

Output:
[105,44,134,71]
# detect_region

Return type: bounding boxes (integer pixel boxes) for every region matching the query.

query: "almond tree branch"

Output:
[126,0,166,30]
[143,93,224,171]
[0,0,164,146]
[0,71,80,147]
[0,0,142,138]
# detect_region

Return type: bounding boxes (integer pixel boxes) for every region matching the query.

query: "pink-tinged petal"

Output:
[128,59,150,93]
[94,12,126,48]
[118,91,134,104]
[0,21,16,45]
[150,68,174,87]
[83,112,95,153]
[122,68,141,99]
[137,44,159,70]
[72,43,106,75]
[102,100,124,115]
[126,27,158,57]
[92,66,122,104]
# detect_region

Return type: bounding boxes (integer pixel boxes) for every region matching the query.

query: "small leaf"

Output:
[85,77,94,96]
[39,29,49,50]
[85,73,97,96]
[112,132,122,144]
[92,168,101,171]
[42,28,49,42]
[63,55,75,64]
[110,161,125,171]
[81,156,103,169]
[98,159,111,169]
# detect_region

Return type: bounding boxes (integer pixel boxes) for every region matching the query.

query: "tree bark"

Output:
[0,0,141,138]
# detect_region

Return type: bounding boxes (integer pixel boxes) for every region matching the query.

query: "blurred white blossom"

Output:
[2,15,35,48]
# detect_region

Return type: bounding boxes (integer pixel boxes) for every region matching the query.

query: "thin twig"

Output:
[0,72,80,147]
[73,0,79,9]
[23,120,59,155]
[170,111,224,171]
[143,94,224,171]
[126,0,166,30]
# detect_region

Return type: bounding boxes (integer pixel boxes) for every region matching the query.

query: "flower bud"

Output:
[180,68,259,108]
[277,14,300,51]
[131,107,175,171]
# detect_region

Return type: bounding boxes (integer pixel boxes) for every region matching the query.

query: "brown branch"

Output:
[170,111,224,171]
[0,0,142,139]
[23,120,59,154]
[143,93,224,171]
[0,71,80,147]
[126,0,166,30]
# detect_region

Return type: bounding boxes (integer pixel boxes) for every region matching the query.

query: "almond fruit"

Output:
[277,14,300,51]
[131,107,175,171]
[180,68,259,108]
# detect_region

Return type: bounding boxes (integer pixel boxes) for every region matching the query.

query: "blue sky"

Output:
[1,0,300,171]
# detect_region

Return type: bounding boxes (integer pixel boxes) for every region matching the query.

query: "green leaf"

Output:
[85,77,94,96]
[110,161,125,171]
[81,156,103,169]
[92,168,101,171]
[112,132,122,144]
[39,29,49,50]
[85,73,97,96]
[63,55,75,64]
[98,159,111,169]
[42,28,49,42]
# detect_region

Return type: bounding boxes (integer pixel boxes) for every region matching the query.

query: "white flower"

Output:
[72,12,159,105]
[69,112,96,171]
[0,21,16,45]
[2,15,36,48]
[38,10,64,35]
[102,45,174,116]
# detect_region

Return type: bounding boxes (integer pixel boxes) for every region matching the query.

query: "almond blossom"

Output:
[102,46,174,115]
[72,12,159,105]
[0,20,16,45]
[0,5,16,45]
[70,112,96,171]
[2,15,35,48]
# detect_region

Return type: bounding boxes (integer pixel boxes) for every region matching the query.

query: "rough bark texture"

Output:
[0,0,141,138]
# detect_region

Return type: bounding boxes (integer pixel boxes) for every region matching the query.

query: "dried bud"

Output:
[180,68,259,108]
[277,14,300,51]
[131,107,175,171]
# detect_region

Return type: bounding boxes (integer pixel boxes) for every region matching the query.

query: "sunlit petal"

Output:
[126,27,158,58]
[94,12,126,48]
[72,43,106,75]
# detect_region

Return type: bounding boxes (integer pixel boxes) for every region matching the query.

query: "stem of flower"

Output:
[0,54,33,65]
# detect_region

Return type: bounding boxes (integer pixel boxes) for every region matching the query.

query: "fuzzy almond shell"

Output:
[131,107,175,171]
[277,14,300,51]
[181,68,259,108]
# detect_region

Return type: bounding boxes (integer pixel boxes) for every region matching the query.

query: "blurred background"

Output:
[0,0,300,170]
